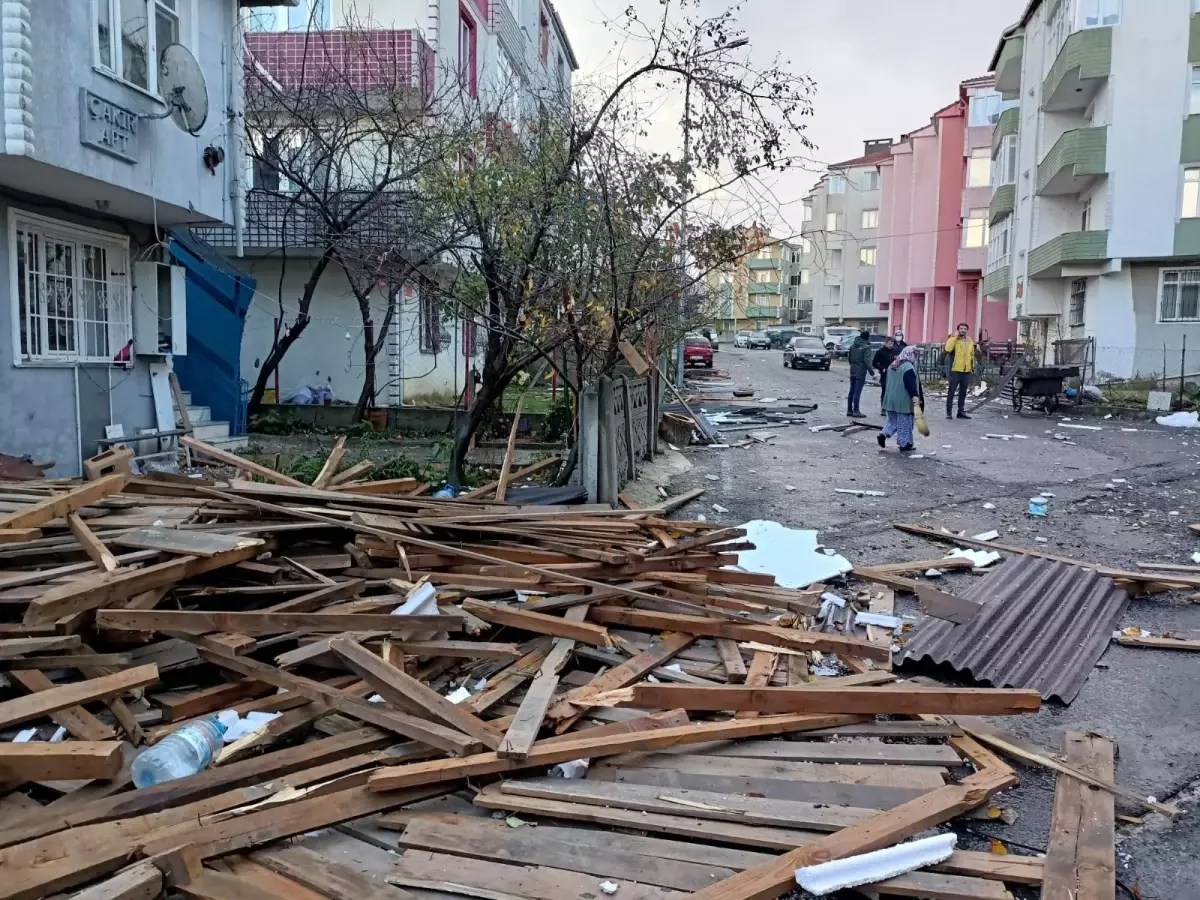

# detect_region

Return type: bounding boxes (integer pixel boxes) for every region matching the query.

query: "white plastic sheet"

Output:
[733,521,852,589]
[1157,411,1200,428]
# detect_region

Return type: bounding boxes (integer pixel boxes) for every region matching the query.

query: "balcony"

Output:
[991,107,1020,155]
[746,306,781,319]
[1043,27,1112,113]
[746,257,780,270]
[1028,230,1109,278]
[990,185,1015,226]
[245,29,433,99]
[994,34,1024,99]
[490,0,531,83]
[1037,127,1107,195]
[748,282,781,295]
[192,190,420,256]
[981,265,1011,299]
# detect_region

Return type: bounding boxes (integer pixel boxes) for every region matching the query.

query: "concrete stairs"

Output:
[176,391,248,451]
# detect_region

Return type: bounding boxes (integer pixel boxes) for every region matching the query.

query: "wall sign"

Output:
[79,89,140,164]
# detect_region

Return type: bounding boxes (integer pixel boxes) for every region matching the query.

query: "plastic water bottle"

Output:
[131,716,226,788]
[1028,496,1049,517]
[433,483,458,499]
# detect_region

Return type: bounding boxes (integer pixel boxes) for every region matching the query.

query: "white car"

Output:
[734,331,753,348]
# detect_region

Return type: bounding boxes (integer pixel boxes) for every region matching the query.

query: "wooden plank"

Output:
[0,474,125,530]
[715,639,747,684]
[1113,634,1200,651]
[594,684,1040,716]
[67,514,119,573]
[366,713,864,791]
[179,869,299,900]
[735,651,779,720]
[67,861,163,900]
[96,610,458,635]
[651,737,963,766]
[224,859,329,900]
[158,680,276,722]
[587,607,889,662]
[1043,732,1115,900]
[686,769,1017,900]
[494,391,527,503]
[462,599,612,647]
[0,528,42,543]
[383,641,520,661]
[598,753,948,789]
[196,649,478,756]
[112,528,255,558]
[181,437,307,487]
[0,667,157,733]
[865,871,1013,899]
[0,653,130,671]
[332,478,420,495]
[0,742,124,783]
[0,635,82,660]
[249,844,404,900]
[330,637,502,750]
[327,460,375,487]
[310,436,346,490]
[460,456,561,500]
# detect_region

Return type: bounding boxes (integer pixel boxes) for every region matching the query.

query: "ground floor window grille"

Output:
[1069,278,1086,327]
[1160,268,1200,323]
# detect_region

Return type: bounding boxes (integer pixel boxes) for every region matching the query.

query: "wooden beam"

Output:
[367,713,865,792]
[67,514,119,573]
[0,741,124,782]
[716,639,748,684]
[0,653,130,671]
[332,478,420,495]
[310,436,346,490]
[381,640,521,660]
[460,456,561,500]
[180,437,307,488]
[95,609,458,635]
[0,635,82,660]
[591,684,1041,716]
[1043,732,1115,900]
[1113,634,1200,651]
[0,528,42,543]
[0,474,125,531]
[462,599,613,647]
[66,861,163,900]
[330,637,502,749]
[326,459,375,486]
[735,651,779,720]
[0,664,158,730]
[587,607,890,662]
[157,680,277,722]
[6,669,117,740]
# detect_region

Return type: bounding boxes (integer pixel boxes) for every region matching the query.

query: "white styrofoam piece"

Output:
[946,548,1001,568]
[971,530,1000,542]
[515,591,546,604]
[12,728,37,743]
[733,521,852,588]
[795,833,958,895]
[550,758,590,778]
[855,612,903,630]
[446,686,472,704]
[217,709,282,743]
[820,592,847,609]
[392,582,439,616]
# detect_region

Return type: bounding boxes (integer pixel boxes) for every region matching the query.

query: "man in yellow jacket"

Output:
[944,323,976,420]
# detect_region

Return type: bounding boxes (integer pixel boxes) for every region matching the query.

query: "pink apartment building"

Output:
[878,77,1018,345]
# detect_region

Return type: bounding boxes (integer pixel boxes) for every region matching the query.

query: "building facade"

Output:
[878,78,1019,344]
[0,0,254,475]
[801,142,892,333]
[983,0,1200,376]
[708,227,798,337]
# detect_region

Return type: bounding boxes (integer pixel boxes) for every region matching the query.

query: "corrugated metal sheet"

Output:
[899,556,1128,703]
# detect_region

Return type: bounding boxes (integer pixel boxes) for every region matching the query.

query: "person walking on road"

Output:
[944,323,976,420]
[878,344,924,453]
[872,337,897,416]
[846,329,873,418]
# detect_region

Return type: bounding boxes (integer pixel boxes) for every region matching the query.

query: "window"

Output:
[993,134,1018,187]
[419,289,442,352]
[1081,197,1092,231]
[799,236,812,254]
[287,0,329,30]
[799,269,810,284]
[1160,268,1200,322]
[858,284,876,305]
[803,203,813,222]
[12,211,131,364]
[861,209,879,229]
[459,9,477,97]
[830,249,843,269]
[94,0,185,94]
[1182,168,1200,218]
[826,212,841,233]
[558,54,568,95]
[859,247,877,267]
[753,269,773,284]
[788,273,801,287]
[987,214,1012,274]
[1048,0,1075,58]
[829,285,841,305]
[968,91,1006,127]
[539,8,550,66]
[1069,279,1087,327]
[1082,0,1120,27]
[1191,66,1200,116]
[964,208,990,248]
[967,150,991,188]
[862,171,880,191]
[756,246,773,260]
[828,175,847,194]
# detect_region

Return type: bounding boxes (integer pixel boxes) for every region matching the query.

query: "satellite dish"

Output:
[159,43,209,135]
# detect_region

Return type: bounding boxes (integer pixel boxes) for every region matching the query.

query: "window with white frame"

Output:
[1160,268,1200,323]
[12,212,132,364]
[753,269,773,284]
[1080,197,1092,231]
[859,247,877,267]
[826,212,840,233]
[830,248,843,269]
[1195,0,1200,12]
[803,203,813,222]
[967,149,991,188]
[968,91,1004,127]
[95,0,184,94]
[993,135,1018,187]
[829,285,841,305]
[799,237,812,254]
[861,209,879,229]
[756,246,773,260]
[1191,66,1200,116]
[964,208,990,248]
[799,269,810,284]
[858,284,876,305]
[1069,278,1087,327]
[862,171,880,191]
[1048,0,1075,61]
[1081,0,1120,27]
[1182,167,1200,218]
[828,175,847,194]
[987,214,1012,274]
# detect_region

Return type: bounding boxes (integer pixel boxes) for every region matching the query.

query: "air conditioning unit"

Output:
[132,263,187,356]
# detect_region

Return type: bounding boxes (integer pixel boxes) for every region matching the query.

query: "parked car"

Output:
[766,328,801,349]
[700,329,719,351]
[734,331,753,348]
[784,336,833,371]
[746,332,771,350]
[684,335,714,368]
[823,326,856,354]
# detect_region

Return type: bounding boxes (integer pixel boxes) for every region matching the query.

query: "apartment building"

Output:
[706,227,798,337]
[801,141,891,333]
[212,1,578,407]
[878,78,1019,344]
[983,0,1200,376]
[0,0,260,474]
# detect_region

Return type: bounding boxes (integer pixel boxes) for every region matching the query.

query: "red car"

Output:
[684,335,714,368]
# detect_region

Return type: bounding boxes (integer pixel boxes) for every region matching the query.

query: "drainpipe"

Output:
[230,0,245,258]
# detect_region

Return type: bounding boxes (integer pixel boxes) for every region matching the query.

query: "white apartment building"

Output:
[984,0,1200,377]
[220,1,577,408]
[800,141,891,333]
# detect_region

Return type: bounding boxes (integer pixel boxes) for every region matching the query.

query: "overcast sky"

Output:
[556,0,1026,236]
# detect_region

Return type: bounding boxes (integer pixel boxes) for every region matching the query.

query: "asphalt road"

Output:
[668,347,1200,899]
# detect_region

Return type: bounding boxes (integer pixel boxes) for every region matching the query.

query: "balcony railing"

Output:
[490,0,530,83]
[746,306,781,319]
[1043,27,1112,113]
[748,282,781,295]
[1028,230,1109,278]
[981,265,1011,299]
[746,257,781,270]
[1037,127,1107,195]
[994,35,1024,99]
[990,185,1015,225]
[991,107,1020,155]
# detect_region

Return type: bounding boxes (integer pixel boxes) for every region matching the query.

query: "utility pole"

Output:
[675,75,693,389]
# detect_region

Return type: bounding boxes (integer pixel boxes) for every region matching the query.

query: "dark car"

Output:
[684,335,714,368]
[767,328,801,349]
[746,332,771,350]
[784,336,833,371]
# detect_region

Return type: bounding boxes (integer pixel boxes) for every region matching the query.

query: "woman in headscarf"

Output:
[878,344,924,453]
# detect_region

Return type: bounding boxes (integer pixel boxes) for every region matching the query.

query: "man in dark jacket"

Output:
[846,329,873,418]
[872,337,897,416]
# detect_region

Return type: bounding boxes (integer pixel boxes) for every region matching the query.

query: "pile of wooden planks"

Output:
[0,442,1121,899]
